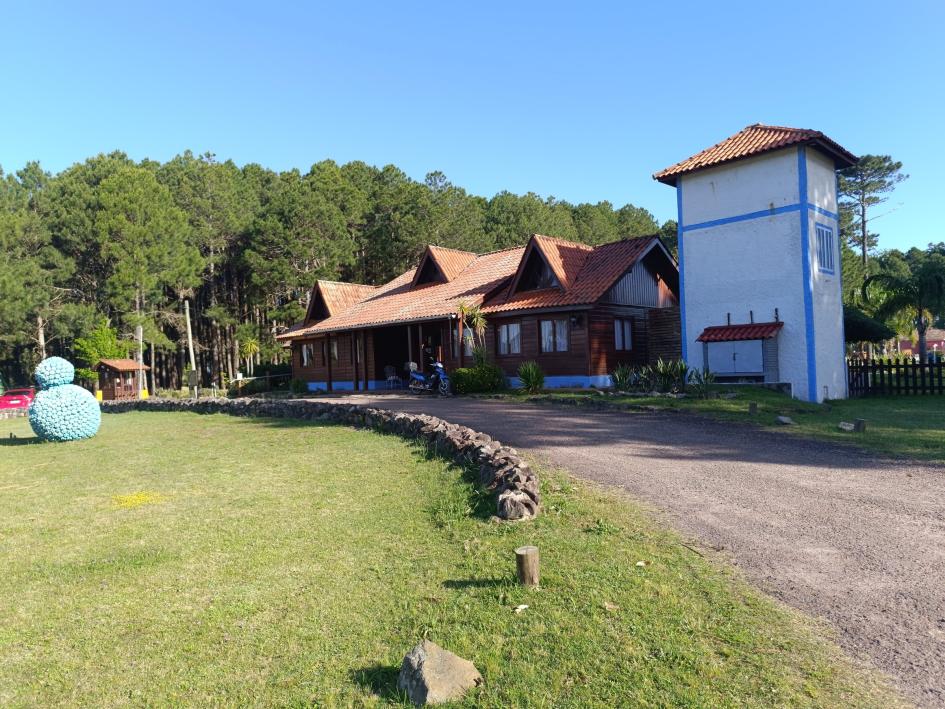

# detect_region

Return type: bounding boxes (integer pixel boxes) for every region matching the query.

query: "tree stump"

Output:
[515,545,539,587]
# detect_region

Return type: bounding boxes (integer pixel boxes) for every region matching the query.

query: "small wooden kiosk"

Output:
[95,359,149,401]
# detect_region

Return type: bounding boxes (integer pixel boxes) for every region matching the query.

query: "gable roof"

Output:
[95,358,150,372]
[411,245,477,286]
[484,235,667,313]
[653,124,858,186]
[277,234,677,340]
[304,281,378,322]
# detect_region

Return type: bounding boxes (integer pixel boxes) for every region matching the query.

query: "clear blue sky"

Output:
[3,1,942,251]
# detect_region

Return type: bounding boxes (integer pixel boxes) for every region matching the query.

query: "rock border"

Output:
[101,398,539,521]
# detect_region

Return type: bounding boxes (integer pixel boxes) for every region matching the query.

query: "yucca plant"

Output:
[653,358,689,393]
[611,363,634,391]
[687,366,716,399]
[518,361,545,394]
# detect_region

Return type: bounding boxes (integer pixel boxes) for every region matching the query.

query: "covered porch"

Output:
[292,316,473,393]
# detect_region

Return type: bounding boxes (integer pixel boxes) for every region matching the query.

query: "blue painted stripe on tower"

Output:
[810,204,839,220]
[676,182,687,363]
[797,147,818,401]
[681,203,802,232]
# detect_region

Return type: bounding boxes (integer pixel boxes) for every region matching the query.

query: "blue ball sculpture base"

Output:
[28,357,101,442]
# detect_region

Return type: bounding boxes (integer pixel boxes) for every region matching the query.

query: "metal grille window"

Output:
[816,224,835,274]
[497,322,522,355]
[539,318,569,353]
[614,318,633,351]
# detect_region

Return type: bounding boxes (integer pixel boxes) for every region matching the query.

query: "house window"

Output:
[614,318,633,351]
[539,318,569,353]
[816,223,835,274]
[301,343,314,367]
[497,322,522,355]
[331,340,338,361]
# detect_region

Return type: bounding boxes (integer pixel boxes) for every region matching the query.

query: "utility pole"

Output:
[135,325,144,399]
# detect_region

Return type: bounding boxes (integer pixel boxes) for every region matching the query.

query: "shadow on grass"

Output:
[442,577,508,589]
[349,664,404,702]
[0,436,41,446]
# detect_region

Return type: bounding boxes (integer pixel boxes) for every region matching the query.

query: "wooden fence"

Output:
[847,358,945,397]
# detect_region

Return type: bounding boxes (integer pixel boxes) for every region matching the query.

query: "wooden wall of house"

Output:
[588,304,652,376]
[292,330,375,389]
[484,311,590,377]
[646,307,681,364]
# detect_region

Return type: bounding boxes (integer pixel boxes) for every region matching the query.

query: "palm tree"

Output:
[863,256,945,360]
[240,337,260,375]
[456,301,487,362]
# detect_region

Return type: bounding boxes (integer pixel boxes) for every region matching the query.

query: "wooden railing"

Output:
[847,358,945,397]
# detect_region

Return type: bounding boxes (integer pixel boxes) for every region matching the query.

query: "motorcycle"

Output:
[407,361,451,396]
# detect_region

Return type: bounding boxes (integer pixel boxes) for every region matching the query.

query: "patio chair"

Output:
[384,365,402,389]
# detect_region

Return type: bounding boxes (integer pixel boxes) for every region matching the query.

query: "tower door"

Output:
[707,340,763,374]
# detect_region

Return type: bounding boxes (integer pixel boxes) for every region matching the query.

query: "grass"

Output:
[0,412,904,707]
[504,387,945,464]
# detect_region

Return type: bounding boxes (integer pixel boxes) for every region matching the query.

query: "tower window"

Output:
[816,223,835,274]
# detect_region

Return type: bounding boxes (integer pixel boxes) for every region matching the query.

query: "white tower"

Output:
[654,125,857,402]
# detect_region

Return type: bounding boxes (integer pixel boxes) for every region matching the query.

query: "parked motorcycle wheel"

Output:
[437,378,451,396]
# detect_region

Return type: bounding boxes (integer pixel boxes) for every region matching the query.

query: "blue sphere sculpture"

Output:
[28,357,101,442]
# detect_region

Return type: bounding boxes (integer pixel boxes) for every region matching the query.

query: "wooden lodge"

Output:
[95,358,149,401]
[277,234,681,392]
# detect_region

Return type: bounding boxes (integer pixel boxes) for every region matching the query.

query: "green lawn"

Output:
[0,413,903,707]
[507,388,945,464]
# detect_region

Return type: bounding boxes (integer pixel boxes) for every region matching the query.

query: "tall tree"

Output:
[838,155,908,266]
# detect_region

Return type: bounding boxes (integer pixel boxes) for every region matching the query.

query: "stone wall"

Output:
[101,398,539,521]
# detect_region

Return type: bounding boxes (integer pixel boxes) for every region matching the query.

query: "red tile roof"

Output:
[317,281,379,314]
[96,358,150,372]
[278,247,524,339]
[653,124,857,185]
[277,234,674,340]
[485,236,662,313]
[696,322,784,342]
[428,245,477,282]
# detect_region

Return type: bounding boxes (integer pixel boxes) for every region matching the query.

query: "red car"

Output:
[0,388,36,411]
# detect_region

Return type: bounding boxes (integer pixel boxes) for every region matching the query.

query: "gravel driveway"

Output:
[314,393,944,707]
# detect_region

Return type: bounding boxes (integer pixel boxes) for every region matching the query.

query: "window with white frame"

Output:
[614,318,633,351]
[497,322,522,355]
[539,318,569,353]
[816,223,835,273]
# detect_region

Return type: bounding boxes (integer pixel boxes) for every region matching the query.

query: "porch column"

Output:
[326,333,333,392]
[458,316,465,367]
[407,325,413,366]
[351,331,359,391]
[418,323,424,373]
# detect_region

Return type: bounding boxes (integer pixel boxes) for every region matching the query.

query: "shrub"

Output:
[452,363,507,394]
[611,363,634,391]
[289,378,309,395]
[518,361,545,393]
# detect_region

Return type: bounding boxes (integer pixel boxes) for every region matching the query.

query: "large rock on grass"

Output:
[398,640,482,705]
